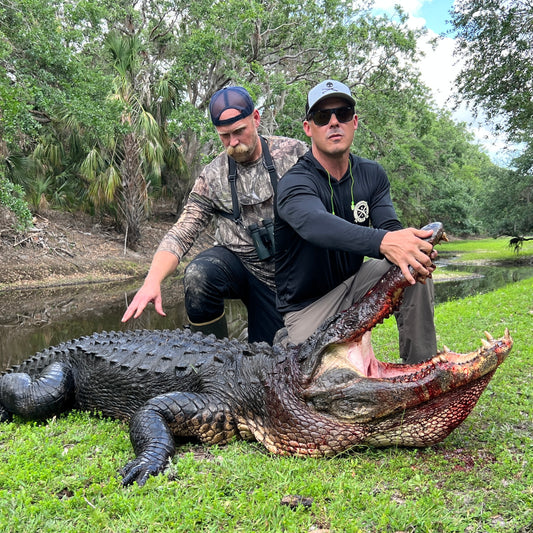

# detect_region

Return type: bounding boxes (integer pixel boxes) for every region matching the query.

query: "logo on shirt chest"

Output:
[353,200,369,223]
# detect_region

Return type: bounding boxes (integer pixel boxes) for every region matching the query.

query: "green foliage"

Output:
[355,90,489,233]
[451,0,533,138]
[0,175,33,230]
[451,0,533,236]
[1,0,530,239]
[477,163,533,237]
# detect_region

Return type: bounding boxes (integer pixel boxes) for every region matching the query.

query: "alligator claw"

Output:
[120,457,167,487]
[0,406,12,423]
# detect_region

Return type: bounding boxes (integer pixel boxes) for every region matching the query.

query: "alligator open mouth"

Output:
[303,328,513,426]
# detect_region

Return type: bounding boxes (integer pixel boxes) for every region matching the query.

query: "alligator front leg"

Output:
[120,391,238,486]
[0,362,75,420]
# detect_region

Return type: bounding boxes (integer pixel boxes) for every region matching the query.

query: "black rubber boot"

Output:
[189,313,229,339]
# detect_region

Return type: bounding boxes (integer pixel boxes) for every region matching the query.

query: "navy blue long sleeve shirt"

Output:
[274,150,402,313]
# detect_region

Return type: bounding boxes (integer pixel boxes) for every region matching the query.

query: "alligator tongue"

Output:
[346,331,380,377]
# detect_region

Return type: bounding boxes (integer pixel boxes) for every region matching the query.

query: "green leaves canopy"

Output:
[451,0,533,236]
[0,0,517,239]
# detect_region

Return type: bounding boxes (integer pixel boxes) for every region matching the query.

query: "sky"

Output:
[371,0,513,166]
[418,0,454,35]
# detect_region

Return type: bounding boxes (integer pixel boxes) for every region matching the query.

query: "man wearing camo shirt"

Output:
[122,86,308,344]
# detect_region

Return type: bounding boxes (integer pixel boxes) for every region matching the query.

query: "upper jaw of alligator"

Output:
[297,222,449,377]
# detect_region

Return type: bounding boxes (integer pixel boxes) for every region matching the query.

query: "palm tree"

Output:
[80,31,186,250]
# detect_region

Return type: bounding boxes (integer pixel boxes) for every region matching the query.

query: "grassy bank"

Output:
[0,278,531,532]
[439,234,533,263]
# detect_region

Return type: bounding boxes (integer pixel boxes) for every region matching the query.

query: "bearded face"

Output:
[225,136,259,163]
[215,109,262,164]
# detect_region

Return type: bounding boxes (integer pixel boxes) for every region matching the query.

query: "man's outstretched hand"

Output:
[121,280,166,322]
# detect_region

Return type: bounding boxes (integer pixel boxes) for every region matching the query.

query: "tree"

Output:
[163,0,429,174]
[0,175,33,230]
[2,0,505,242]
[451,0,533,236]
[79,31,186,250]
[2,1,430,224]
[1,1,188,247]
[352,77,488,235]
[477,145,533,238]
[451,0,533,138]
[0,0,119,208]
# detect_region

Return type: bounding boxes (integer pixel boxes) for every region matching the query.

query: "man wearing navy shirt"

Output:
[274,79,437,363]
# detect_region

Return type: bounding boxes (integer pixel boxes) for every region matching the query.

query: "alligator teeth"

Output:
[481,338,492,349]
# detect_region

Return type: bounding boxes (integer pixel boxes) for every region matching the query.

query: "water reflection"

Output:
[434,264,533,304]
[0,277,247,369]
[1,264,532,369]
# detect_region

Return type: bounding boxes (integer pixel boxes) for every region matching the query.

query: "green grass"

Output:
[0,280,532,531]
[439,235,533,263]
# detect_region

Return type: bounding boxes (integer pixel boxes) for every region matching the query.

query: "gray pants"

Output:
[283,259,437,363]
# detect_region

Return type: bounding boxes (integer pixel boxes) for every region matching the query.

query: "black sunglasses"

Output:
[307,105,355,127]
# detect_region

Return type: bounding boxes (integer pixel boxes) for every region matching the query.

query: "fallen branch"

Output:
[13,235,33,247]
[51,247,75,258]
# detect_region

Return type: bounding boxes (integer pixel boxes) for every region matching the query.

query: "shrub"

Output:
[0,176,33,231]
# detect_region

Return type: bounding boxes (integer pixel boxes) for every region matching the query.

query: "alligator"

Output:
[0,223,513,486]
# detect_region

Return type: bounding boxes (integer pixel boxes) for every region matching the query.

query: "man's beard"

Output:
[226,138,258,163]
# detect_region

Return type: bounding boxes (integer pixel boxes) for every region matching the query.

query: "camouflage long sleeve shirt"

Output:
[156,136,308,289]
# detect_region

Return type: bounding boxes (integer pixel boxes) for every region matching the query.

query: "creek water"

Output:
[1,264,532,370]
[433,263,533,303]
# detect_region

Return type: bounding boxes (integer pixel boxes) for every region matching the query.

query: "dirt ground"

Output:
[0,203,210,290]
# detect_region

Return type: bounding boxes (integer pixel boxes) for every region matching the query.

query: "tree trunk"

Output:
[119,132,147,250]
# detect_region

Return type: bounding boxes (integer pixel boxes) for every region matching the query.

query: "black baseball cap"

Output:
[209,86,255,127]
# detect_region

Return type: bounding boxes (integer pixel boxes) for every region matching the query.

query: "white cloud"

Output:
[417,33,457,108]
[370,1,460,108]
[418,32,513,165]
[372,0,425,12]
[371,0,512,166]
[372,0,429,31]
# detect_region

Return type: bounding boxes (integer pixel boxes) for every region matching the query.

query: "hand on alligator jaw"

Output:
[380,228,435,285]
[417,256,437,285]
